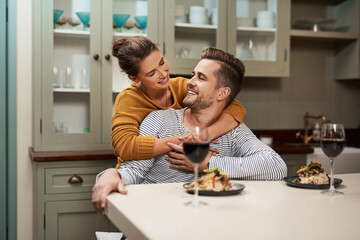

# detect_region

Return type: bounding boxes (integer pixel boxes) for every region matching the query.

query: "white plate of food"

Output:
[183,182,245,196]
[283,161,343,189]
[183,167,245,196]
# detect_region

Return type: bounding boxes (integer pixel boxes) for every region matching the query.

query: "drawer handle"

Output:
[68,175,83,184]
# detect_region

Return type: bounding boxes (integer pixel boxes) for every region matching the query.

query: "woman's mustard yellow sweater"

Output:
[112,77,246,168]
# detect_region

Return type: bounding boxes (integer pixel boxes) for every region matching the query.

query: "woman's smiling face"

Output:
[131,50,170,94]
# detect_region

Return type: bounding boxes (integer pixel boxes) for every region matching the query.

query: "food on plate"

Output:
[292,161,329,184]
[188,167,232,191]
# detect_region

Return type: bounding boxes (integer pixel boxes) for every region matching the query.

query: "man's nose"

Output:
[187,76,196,86]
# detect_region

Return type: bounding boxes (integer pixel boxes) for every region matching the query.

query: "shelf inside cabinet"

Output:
[237,26,276,37]
[53,88,90,93]
[113,32,147,38]
[54,29,90,38]
[175,22,217,30]
[290,29,358,41]
[175,23,216,34]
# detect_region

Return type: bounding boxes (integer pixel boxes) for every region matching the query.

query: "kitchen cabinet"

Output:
[33,159,117,240]
[280,154,307,176]
[163,0,290,77]
[290,0,360,80]
[32,0,159,151]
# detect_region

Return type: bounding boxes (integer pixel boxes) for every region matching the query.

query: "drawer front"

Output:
[45,166,107,194]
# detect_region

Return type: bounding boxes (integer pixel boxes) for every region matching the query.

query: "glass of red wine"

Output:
[320,123,346,196]
[183,126,210,207]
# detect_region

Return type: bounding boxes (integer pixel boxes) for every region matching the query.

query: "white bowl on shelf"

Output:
[256,11,275,28]
[189,6,209,25]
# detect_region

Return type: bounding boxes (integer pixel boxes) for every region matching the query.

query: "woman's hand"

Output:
[166,142,194,172]
[166,142,213,172]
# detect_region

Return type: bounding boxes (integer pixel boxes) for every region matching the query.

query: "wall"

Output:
[238,39,360,130]
[17,0,33,238]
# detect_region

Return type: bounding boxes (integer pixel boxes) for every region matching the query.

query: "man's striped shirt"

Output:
[119,108,287,185]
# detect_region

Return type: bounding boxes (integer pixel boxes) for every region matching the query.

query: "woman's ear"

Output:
[128,75,137,83]
[217,87,231,101]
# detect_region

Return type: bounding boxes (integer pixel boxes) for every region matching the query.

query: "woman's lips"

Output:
[159,76,169,85]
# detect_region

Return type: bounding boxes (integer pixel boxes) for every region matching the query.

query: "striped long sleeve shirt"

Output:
[118,108,287,185]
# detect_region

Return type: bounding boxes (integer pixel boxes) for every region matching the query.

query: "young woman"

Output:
[111,36,246,168]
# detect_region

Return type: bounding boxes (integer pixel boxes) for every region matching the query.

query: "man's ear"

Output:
[217,87,231,101]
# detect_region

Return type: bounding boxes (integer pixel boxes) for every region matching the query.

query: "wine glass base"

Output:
[184,201,207,208]
[320,190,344,196]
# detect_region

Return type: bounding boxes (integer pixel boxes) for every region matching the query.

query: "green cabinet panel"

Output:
[34,160,117,240]
[46,200,111,240]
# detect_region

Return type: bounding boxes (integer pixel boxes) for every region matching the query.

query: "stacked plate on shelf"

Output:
[292,18,349,32]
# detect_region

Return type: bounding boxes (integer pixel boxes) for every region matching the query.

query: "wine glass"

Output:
[183,126,210,207]
[320,123,346,196]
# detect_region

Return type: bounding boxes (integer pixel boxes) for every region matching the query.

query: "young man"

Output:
[92,48,287,215]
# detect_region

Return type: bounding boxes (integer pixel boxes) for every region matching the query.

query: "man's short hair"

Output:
[201,48,245,105]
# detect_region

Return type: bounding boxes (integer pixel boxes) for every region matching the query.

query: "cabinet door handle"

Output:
[105,54,111,61]
[93,54,99,61]
[68,175,83,184]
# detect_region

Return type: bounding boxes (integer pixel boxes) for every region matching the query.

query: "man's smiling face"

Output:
[183,59,221,111]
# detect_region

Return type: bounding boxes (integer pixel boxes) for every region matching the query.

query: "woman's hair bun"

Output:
[112,38,127,58]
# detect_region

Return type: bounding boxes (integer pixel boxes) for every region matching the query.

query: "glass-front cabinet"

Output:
[163,0,290,77]
[33,0,157,151]
[228,0,290,77]
[164,0,227,75]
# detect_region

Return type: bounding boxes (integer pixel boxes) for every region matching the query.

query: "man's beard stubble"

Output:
[183,94,213,112]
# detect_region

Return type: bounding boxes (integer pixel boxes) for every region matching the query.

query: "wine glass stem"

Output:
[194,164,199,207]
[330,157,335,193]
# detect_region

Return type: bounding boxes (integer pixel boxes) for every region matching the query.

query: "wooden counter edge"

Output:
[29,147,117,162]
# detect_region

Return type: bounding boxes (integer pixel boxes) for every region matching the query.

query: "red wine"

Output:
[321,139,346,158]
[183,142,210,164]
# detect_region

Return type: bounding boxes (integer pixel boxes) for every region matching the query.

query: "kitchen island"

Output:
[106,173,360,240]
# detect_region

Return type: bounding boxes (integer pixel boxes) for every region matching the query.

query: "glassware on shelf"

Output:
[113,14,131,32]
[123,18,136,32]
[54,122,64,133]
[134,16,147,33]
[53,67,61,88]
[62,67,74,88]
[237,38,259,61]
[68,17,81,30]
[53,9,64,28]
[75,12,90,31]
[55,15,68,29]
[78,68,90,89]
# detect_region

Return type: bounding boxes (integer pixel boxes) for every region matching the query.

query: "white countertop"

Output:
[106,174,360,240]
[307,147,360,174]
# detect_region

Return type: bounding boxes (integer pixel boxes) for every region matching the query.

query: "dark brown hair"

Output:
[201,48,245,105]
[112,36,159,77]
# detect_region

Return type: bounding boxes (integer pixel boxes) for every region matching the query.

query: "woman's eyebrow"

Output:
[145,57,163,76]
